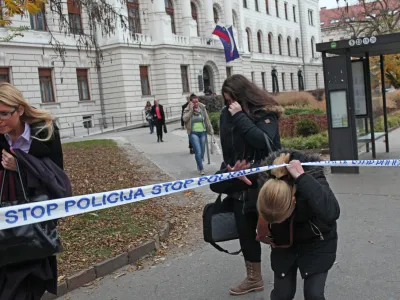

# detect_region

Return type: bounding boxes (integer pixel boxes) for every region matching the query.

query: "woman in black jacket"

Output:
[256,150,340,300]
[211,74,283,295]
[151,100,166,142]
[0,82,66,299]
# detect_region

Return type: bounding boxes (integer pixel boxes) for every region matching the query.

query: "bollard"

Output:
[130,112,132,123]
[112,116,115,129]
[125,113,128,126]
[72,123,75,136]
[87,122,90,136]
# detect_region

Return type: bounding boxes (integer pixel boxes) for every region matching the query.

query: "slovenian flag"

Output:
[212,25,240,63]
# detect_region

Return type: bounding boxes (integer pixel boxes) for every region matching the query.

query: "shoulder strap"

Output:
[263,132,275,153]
[209,241,242,255]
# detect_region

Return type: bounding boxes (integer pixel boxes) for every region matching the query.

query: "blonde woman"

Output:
[0,82,67,299]
[255,150,340,300]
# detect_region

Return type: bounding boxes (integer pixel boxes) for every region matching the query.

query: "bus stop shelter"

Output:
[316,33,400,174]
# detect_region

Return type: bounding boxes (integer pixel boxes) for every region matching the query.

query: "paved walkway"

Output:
[62,124,400,300]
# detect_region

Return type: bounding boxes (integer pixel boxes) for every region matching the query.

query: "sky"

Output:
[319,0,359,9]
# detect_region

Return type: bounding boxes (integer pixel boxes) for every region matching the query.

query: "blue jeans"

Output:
[147,119,154,133]
[189,131,206,171]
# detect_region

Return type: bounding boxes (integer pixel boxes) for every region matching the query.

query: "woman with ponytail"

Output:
[256,150,340,300]
[0,82,67,299]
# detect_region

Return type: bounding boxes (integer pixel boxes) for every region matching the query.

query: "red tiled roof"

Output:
[320,0,399,29]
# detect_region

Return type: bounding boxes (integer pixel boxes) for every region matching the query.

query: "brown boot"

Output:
[229,261,264,296]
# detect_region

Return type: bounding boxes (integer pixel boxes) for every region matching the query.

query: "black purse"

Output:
[163,123,168,133]
[0,160,62,268]
[203,194,241,255]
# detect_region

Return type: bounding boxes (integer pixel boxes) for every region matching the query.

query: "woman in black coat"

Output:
[0,82,65,299]
[256,150,340,300]
[210,74,284,296]
[151,100,166,142]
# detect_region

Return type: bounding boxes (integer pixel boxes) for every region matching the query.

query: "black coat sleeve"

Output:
[209,168,259,194]
[295,172,340,224]
[231,111,278,150]
[47,126,64,170]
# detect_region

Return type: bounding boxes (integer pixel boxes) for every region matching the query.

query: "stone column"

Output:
[223,0,233,27]
[204,0,215,36]
[238,0,247,52]
[182,0,198,36]
[151,0,173,44]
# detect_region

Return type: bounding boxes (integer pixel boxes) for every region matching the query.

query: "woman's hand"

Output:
[228,102,242,116]
[286,160,304,179]
[2,149,16,171]
[227,160,252,185]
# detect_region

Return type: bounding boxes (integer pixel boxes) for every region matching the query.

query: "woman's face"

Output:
[192,98,199,109]
[0,103,23,135]
[224,93,236,106]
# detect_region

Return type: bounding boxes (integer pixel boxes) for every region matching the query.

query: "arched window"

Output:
[257,31,262,53]
[287,37,291,56]
[268,33,273,54]
[311,37,315,58]
[213,7,219,24]
[165,0,176,34]
[246,28,251,52]
[232,10,239,28]
[191,2,199,36]
[278,35,282,55]
[127,0,141,34]
[295,38,300,57]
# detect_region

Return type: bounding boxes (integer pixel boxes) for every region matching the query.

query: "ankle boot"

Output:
[229,261,264,296]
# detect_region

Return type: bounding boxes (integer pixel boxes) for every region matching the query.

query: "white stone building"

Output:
[0,0,323,137]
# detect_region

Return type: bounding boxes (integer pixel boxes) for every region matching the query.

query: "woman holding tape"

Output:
[0,83,68,299]
[211,74,283,295]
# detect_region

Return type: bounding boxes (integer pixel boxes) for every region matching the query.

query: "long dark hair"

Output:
[145,101,151,108]
[221,74,281,119]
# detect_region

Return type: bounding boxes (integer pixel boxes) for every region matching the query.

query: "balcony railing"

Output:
[131,33,152,45]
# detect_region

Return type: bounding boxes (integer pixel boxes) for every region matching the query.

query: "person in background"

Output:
[210,74,283,296]
[205,86,213,96]
[144,101,154,134]
[255,151,340,300]
[181,95,194,154]
[151,100,165,142]
[182,94,213,175]
[0,82,69,299]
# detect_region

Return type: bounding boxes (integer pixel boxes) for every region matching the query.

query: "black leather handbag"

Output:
[0,160,62,268]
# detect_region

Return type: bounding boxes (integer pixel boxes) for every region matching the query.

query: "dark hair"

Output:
[145,101,151,107]
[189,93,198,101]
[222,74,280,119]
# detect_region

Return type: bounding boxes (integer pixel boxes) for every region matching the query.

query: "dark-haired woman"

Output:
[210,74,284,295]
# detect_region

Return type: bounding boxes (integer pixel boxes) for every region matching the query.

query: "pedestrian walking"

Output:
[151,100,166,143]
[181,95,194,154]
[182,94,213,175]
[144,101,154,134]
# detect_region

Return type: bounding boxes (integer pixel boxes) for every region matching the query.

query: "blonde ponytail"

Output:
[0,82,55,141]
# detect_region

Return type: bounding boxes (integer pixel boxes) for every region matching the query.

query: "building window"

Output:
[251,72,255,83]
[257,31,262,53]
[293,5,296,22]
[268,33,273,54]
[255,0,259,11]
[287,37,291,56]
[261,72,266,90]
[181,66,190,93]
[311,37,315,58]
[68,0,83,34]
[243,0,247,8]
[246,28,251,52]
[38,68,55,103]
[308,10,314,26]
[278,35,282,55]
[281,73,285,90]
[0,68,9,83]
[82,116,93,129]
[191,2,199,36]
[275,0,279,17]
[165,0,176,34]
[140,66,151,96]
[290,73,294,89]
[316,73,319,88]
[127,0,141,34]
[30,5,46,31]
[295,38,300,57]
[226,67,232,77]
[266,0,269,14]
[77,69,90,101]
[284,2,288,20]
[213,7,219,24]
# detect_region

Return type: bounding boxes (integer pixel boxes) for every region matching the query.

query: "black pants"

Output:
[271,264,328,300]
[155,119,163,141]
[233,199,261,263]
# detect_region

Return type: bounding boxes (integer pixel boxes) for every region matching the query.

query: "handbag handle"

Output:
[263,132,274,154]
[0,158,28,204]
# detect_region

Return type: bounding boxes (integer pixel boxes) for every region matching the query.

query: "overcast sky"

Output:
[319,0,359,9]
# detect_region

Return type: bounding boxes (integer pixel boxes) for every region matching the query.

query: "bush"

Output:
[275,91,326,110]
[199,95,224,112]
[208,112,220,134]
[387,90,400,109]
[281,132,329,150]
[307,88,325,101]
[284,107,325,116]
[295,118,320,137]
[279,114,327,138]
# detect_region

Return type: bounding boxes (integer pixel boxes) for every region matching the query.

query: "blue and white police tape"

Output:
[0,159,399,231]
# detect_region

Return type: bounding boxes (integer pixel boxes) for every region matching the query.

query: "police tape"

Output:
[0,159,398,231]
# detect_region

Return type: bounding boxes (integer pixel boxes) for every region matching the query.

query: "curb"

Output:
[41,222,171,300]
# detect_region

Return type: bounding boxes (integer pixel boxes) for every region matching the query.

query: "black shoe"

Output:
[190,149,194,154]
[157,139,160,142]
[161,140,164,142]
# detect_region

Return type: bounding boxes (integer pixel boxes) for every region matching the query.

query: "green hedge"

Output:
[208,112,220,134]
[374,112,400,132]
[284,107,325,116]
[281,132,329,150]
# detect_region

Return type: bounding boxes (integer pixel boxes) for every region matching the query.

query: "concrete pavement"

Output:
[61,123,400,300]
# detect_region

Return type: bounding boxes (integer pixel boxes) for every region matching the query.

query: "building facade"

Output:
[0,0,322,137]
